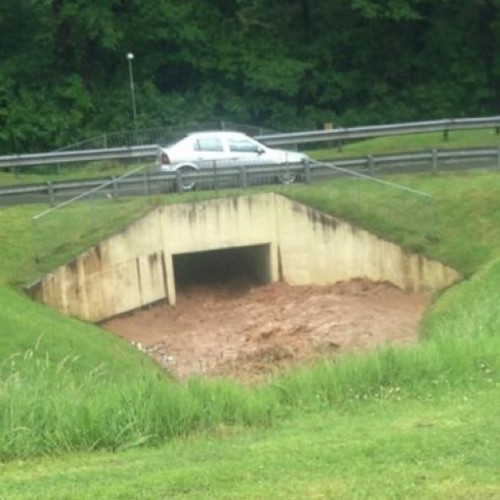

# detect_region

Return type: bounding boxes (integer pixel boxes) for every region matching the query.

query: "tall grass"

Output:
[0,349,276,461]
[1,257,499,461]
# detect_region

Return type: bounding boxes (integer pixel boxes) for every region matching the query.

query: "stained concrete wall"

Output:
[29,193,460,322]
[275,196,458,291]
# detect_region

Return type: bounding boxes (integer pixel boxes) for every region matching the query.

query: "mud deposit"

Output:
[103,279,429,382]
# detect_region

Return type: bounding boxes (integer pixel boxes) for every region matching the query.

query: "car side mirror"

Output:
[257,146,265,155]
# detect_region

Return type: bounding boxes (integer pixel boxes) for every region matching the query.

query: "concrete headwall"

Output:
[29,193,460,322]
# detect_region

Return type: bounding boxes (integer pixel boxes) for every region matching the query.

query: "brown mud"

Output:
[103,279,429,382]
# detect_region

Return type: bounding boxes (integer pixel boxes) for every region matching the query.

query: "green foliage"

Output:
[2,0,500,153]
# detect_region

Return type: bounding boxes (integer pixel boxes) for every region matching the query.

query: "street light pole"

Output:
[126,52,137,130]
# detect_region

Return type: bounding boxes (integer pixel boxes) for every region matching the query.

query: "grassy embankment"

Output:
[0,132,499,497]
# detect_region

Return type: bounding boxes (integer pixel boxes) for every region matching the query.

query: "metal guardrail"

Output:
[258,116,500,146]
[2,146,500,207]
[0,145,154,169]
[1,116,499,170]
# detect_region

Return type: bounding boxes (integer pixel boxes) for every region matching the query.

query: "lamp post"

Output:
[126,52,137,130]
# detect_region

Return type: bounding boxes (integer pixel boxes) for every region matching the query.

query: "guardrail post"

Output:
[47,181,55,206]
[175,170,183,192]
[144,169,151,197]
[432,148,438,171]
[239,165,248,188]
[303,158,311,183]
[212,160,218,190]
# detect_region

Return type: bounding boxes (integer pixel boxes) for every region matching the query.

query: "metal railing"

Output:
[3,146,499,207]
[1,116,499,171]
[258,116,500,146]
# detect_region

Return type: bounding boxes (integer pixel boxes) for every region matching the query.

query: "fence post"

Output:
[432,148,438,172]
[497,147,500,169]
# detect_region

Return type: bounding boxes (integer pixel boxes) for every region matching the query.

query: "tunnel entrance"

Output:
[172,243,273,294]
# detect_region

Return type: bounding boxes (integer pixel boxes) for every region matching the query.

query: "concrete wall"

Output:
[29,193,460,322]
[275,196,458,291]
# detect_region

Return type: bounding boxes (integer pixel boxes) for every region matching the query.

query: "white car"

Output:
[156,131,308,188]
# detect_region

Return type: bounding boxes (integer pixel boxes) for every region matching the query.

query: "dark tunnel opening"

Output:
[173,244,273,294]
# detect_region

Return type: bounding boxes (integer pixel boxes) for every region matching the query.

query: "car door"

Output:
[226,135,267,167]
[189,135,226,168]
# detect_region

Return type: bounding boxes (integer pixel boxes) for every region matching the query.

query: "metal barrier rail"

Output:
[0,145,155,169]
[258,116,500,146]
[1,116,500,170]
[1,146,499,206]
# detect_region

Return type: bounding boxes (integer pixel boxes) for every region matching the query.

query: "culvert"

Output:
[28,193,460,322]
[173,244,273,293]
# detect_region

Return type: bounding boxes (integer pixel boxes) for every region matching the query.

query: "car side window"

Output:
[228,138,260,153]
[194,138,224,152]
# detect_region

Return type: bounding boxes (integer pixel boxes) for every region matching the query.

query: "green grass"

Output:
[309,128,500,160]
[0,387,498,499]
[1,160,500,495]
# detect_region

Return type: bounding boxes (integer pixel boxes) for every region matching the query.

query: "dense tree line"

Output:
[1,0,500,153]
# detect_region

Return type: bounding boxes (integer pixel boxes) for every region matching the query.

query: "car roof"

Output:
[186,131,252,139]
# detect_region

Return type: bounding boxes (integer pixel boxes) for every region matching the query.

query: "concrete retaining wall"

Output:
[29,193,460,322]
